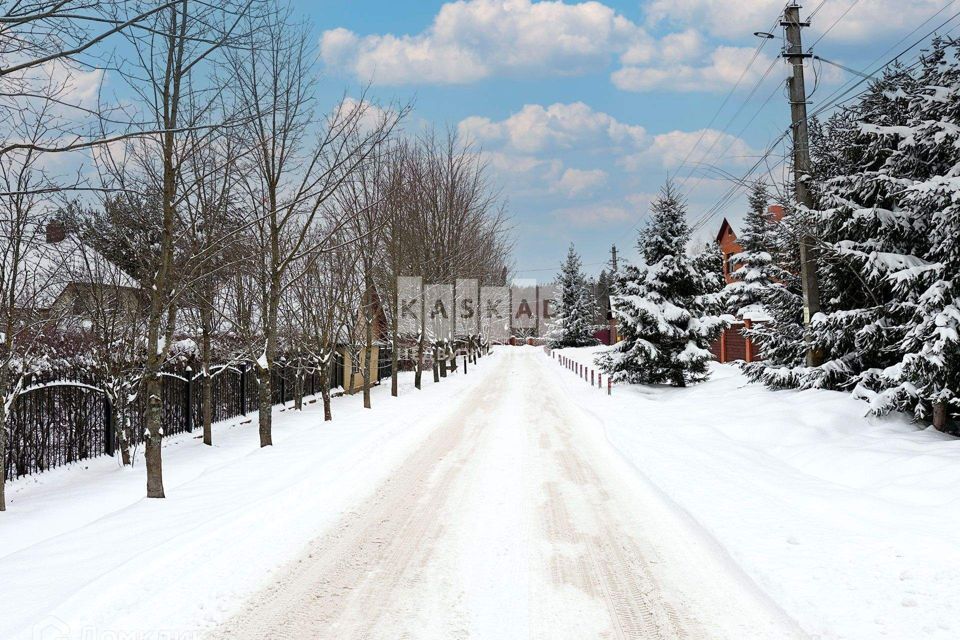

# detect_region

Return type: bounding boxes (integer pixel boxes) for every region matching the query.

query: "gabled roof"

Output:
[716,217,737,244]
[13,236,138,310]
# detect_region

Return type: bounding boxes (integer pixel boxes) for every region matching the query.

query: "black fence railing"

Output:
[5,348,394,481]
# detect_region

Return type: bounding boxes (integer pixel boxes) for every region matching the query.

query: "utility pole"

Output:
[610,244,618,273]
[782,2,822,367]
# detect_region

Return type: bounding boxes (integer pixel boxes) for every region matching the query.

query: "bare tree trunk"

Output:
[415,336,424,389]
[320,364,332,421]
[391,289,399,398]
[433,344,440,383]
[112,398,132,466]
[201,311,213,446]
[0,401,7,511]
[257,366,272,447]
[202,372,213,446]
[294,363,304,411]
[362,279,374,409]
[144,374,165,498]
[933,401,948,432]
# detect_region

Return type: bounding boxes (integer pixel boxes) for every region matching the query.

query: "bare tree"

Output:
[102,0,259,498]
[180,123,244,446]
[0,95,81,509]
[63,211,147,467]
[229,9,404,446]
[396,130,512,388]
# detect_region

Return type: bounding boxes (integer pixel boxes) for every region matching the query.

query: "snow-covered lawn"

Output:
[550,345,960,640]
[0,356,498,640]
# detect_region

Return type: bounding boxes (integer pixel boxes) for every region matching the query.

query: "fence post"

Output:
[591,370,594,385]
[185,366,193,432]
[598,373,602,388]
[239,364,247,415]
[104,394,115,457]
[608,378,612,395]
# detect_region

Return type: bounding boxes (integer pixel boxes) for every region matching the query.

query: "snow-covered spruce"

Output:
[597,182,729,387]
[691,240,725,316]
[724,180,781,317]
[547,243,599,348]
[744,39,960,429]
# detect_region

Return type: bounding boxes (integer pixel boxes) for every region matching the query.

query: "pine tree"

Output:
[596,182,728,386]
[724,180,779,316]
[741,204,808,385]
[547,243,599,348]
[692,241,725,316]
[595,269,612,323]
[746,39,960,429]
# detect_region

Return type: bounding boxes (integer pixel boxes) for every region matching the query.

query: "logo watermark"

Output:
[397,277,556,341]
[33,617,201,640]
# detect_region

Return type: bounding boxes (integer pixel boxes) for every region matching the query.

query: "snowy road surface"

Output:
[212,349,804,639]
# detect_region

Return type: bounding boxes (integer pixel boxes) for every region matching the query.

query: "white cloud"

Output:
[552,168,608,197]
[320,0,646,85]
[620,128,756,171]
[613,46,779,92]
[645,0,946,43]
[553,202,634,226]
[462,103,753,174]
[460,102,647,154]
[319,0,831,94]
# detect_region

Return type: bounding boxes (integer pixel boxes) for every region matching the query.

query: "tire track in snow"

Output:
[209,349,805,639]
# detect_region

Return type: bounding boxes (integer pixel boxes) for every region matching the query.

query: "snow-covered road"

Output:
[211,349,805,639]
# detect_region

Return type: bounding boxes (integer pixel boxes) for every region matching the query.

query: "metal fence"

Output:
[5,348,393,481]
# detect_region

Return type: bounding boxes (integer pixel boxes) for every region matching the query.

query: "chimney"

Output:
[767,204,785,222]
[45,220,66,243]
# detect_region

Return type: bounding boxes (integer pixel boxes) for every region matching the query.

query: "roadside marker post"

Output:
[608,378,612,396]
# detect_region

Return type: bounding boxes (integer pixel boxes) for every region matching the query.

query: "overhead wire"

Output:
[687,1,960,235]
[807,0,862,51]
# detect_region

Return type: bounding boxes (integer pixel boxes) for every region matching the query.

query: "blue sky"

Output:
[299,0,952,277]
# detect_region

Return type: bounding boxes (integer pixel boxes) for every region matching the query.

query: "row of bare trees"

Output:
[0,1,511,511]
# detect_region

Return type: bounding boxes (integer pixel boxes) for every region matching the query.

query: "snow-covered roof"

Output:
[12,236,139,310]
[739,304,772,323]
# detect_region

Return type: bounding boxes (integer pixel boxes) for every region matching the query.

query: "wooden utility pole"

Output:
[610,245,618,273]
[782,3,822,366]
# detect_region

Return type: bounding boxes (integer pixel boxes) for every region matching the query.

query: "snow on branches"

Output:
[597,182,729,387]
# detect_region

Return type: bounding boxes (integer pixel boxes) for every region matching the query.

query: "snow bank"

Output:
[0,357,500,640]
[549,346,960,640]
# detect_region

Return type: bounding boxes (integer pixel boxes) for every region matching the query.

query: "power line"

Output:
[807,0,830,21]
[808,0,862,51]
[687,1,960,236]
[672,11,785,191]
[679,54,782,196]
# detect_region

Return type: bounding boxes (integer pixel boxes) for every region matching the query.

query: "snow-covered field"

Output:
[551,345,960,640]
[4,345,958,640]
[0,358,497,640]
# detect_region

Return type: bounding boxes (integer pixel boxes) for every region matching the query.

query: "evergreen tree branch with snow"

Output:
[724,180,784,318]
[597,181,730,387]
[744,39,960,430]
